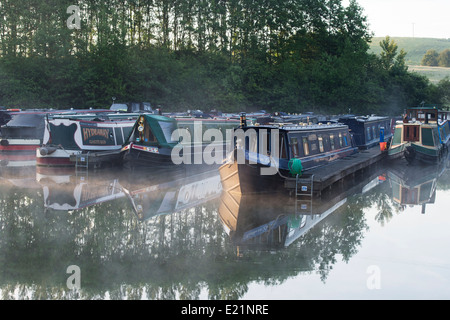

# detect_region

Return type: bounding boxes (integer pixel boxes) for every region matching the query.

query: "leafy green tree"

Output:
[436,77,450,107]
[421,49,439,66]
[379,36,407,72]
[438,49,450,67]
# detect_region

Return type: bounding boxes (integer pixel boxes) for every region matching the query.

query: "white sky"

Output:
[345,0,450,39]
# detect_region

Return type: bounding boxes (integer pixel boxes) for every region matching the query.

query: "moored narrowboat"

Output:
[388,105,450,164]
[1,109,112,167]
[0,110,12,129]
[0,110,49,155]
[36,112,138,167]
[338,115,393,149]
[219,113,358,194]
[121,114,240,168]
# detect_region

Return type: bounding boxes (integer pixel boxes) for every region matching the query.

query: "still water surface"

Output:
[1,158,450,300]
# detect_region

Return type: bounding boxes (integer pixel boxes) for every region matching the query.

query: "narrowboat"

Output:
[388,105,450,164]
[0,110,12,129]
[219,114,358,194]
[0,109,111,166]
[338,115,393,149]
[36,112,139,167]
[121,114,240,168]
[0,110,49,155]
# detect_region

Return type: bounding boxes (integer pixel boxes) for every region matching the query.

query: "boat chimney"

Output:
[240,112,247,128]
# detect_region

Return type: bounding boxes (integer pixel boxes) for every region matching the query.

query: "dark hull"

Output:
[404,144,448,165]
[220,145,358,195]
[122,148,175,168]
[122,142,231,169]
[292,147,357,171]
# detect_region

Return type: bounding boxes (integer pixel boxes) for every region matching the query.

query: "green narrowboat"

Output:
[388,105,450,164]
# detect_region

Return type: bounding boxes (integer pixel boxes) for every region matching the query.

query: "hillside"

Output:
[369,37,450,65]
[369,37,450,83]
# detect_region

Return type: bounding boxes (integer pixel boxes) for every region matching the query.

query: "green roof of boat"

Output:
[125,114,178,148]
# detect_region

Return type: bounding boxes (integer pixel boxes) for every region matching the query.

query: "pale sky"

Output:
[346,0,450,39]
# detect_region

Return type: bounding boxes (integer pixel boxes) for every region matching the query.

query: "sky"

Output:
[345,0,450,39]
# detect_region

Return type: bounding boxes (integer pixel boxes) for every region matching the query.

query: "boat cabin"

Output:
[125,114,179,148]
[232,118,356,171]
[338,115,392,149]
[388,104,450,164]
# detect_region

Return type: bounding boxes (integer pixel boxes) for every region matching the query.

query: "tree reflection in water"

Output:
[0,157,449,299]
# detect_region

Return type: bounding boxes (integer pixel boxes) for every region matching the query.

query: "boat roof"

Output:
[125,114,178,147]
[339,114,389,122]
[240,122,348,132]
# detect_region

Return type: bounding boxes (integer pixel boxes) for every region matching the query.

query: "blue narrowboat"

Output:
[338,115,393,149]
[219,114,358,194]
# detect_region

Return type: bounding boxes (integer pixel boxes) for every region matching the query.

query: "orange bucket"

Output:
[379,142,387,151]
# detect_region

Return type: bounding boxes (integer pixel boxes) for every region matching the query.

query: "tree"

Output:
[379,36,407,73]
[421,49,439,66]
[438,49,450,67]
[436,77,450,107]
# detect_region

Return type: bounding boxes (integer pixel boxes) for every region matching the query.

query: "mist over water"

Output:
[1,158,450,300]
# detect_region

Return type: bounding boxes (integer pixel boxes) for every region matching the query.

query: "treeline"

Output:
[421,49,450,67]
[0,0,447,114]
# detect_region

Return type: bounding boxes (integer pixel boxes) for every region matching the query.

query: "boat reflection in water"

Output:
[219,165,387,252]
[386,154,450,214]
[219,191,347,251]
[121,166,223,221]
[34,165,223,216]
[36,167,125,211]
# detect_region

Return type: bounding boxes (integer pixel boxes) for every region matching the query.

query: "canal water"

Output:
[1,157,450,300]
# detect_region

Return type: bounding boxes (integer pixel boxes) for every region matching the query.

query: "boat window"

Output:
[330,134,335,150]
[248,132,258,153]
[404,125,420,142]
[421,128,434,146]
[258,130,269,154]
[144,124,157,144]
[392,127,402,145]
[338,133,343,147]
[343,133,348,146]
[392,182,401,203]
[290,137,299,158]
[318,136,324,153]
[280,135,287,159]
[419,181,433,202]
[235,136,242,149]
[372,126,376,139]
[366,127,372,141]
[159,121,178,143]
[114,128,124,145]
[302,137,309,156]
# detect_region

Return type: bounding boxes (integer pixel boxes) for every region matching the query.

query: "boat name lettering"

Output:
[82,127,112,141]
